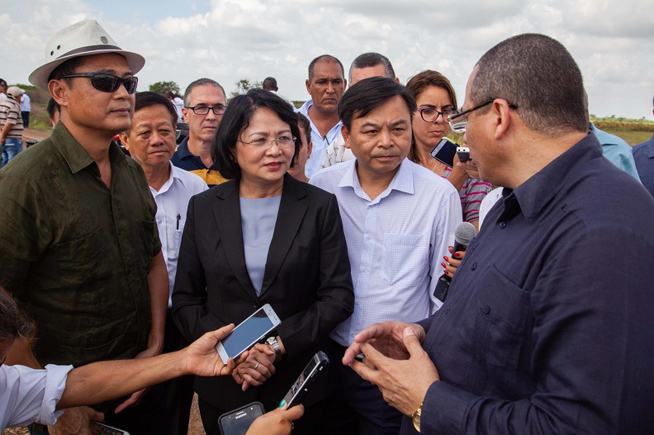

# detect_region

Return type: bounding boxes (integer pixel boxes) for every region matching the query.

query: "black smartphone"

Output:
[90,422,130,435]
[279,351,329,409]
[430,138,458,167]
[457,146,471,162]
[218,401,265,435]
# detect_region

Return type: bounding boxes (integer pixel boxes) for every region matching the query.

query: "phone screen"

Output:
[222,309,275,358]
[430,138,457,167]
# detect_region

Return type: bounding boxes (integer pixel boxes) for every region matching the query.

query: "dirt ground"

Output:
[2,393,206,435]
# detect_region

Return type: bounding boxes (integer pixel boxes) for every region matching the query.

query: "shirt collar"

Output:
[175,137,194,160]
[155,162,186,195]
[338,158,415,202]
[50,123,97,174]
[510,132,602,221]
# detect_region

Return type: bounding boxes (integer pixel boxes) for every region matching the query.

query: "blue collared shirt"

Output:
[590,123,641,181]
[297,99,344,179]
[633,134,654,197]
[402,134,654,434]
[311,159,462,347]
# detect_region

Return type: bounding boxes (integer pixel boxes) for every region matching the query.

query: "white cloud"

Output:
[2,0,653,119]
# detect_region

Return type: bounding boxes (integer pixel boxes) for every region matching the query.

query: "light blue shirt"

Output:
[311,159,462,347]
[240,195,282,295]
[150,163,208,307]
[590,123,641,181]
[297,99,343,179]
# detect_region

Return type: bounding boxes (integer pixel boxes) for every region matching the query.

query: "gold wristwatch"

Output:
[412,402,423,432]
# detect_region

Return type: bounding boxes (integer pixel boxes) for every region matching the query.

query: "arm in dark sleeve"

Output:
[172,196,225,342]
[276,194,355,361]
[419,227,654,435]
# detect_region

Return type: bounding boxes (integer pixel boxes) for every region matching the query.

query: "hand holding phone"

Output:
[216,304,281,364]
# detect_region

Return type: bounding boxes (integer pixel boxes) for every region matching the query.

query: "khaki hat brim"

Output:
[28,48,145,91]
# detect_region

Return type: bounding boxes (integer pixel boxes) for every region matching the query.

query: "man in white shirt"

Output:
[298,55,347,179]
[0,289,303,434]
[20,92,31,128]
[120,91,207,435]
[311,77,461,434]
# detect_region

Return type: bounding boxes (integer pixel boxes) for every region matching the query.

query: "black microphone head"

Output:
[454,222,476,246]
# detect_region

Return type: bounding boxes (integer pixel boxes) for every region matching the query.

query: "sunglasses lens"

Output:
[124,77,138,94]
[91,74,121,93]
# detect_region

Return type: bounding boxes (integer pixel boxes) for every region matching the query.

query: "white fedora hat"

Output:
[29,19,145,90]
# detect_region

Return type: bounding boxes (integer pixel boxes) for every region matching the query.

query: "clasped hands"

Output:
[342,321,440,416]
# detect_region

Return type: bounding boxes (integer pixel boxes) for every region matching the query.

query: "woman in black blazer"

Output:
[172,89,354,434]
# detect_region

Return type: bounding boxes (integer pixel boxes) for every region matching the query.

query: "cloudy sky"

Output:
[2,0,654,119]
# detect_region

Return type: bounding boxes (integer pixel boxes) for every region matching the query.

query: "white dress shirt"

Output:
[150,163,208,307]
[297,99,344,179]
[311,159,462,347]
[1,364,73,430]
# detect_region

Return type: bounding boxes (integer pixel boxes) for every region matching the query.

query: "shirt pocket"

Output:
[382,233,428,286]
[464,263,529,394]
[168,217,185,261]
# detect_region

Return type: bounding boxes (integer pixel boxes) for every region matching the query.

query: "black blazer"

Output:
[172,174,354,412]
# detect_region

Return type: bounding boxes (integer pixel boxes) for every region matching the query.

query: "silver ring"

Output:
[254,362,260,370]
[291,422,294,430]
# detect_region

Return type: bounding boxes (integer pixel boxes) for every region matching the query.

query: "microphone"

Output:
[434,222,476,303]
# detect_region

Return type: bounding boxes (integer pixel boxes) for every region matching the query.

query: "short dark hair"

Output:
[349,52,395,83]
[47,97,60,119]
[262,77,278,91]
[212,89,300,180]
[183,78,226,106]
[338,77,416,132]
[49,57,85,89]
[0,288,36,344]
[308,55,344,82]
[471,33,587,136]
[296,112,312,147]
[0,78,7,89]
[135,91,178,125]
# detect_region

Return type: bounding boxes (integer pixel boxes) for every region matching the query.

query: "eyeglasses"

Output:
[185,105,226,116]
[419,107,459,123]
[447,99,518,133]
[239,135,296,149]
[61,73,139,94]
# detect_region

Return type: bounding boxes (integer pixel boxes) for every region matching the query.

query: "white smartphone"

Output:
[215,303,281,364]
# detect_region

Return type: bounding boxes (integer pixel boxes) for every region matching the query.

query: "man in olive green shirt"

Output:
[0,20,169,435]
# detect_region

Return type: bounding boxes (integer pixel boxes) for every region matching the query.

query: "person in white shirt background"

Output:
[120,91,208,435]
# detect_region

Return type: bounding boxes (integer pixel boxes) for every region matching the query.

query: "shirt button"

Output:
[499,222,506,229]
[471,262,477,270]
[361,267,367,273]
[483,306,491,314]
[365,234,371,240]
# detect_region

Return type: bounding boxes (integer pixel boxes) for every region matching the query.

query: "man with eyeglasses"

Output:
[171,78,229,186]
[0,20,170,435]
[342,34,654,434]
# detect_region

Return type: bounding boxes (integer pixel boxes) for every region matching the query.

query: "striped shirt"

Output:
[443,167,492,223]
[0,98,23,139]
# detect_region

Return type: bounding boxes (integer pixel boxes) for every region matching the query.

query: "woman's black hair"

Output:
[212,89,300,180]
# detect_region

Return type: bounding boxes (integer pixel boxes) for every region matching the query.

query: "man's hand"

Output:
[232,343,276,391]
[246,405,304,435]
[114,343,161,414]
[183,324,243,377]
[47,406,104,435]
[343,321,425,365]
[348,327,439,416]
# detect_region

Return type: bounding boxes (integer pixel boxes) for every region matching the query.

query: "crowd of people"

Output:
[1,16,654,435]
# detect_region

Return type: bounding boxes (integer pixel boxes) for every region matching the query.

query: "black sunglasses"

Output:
[61,73,139,94]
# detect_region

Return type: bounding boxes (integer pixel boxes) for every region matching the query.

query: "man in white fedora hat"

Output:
[0,19,170,435]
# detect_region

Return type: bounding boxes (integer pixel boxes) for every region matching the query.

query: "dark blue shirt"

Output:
[171,137,227,186]
[633,134,654,197]
[403,134,654,434]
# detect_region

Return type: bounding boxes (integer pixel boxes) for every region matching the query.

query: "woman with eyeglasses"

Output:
[407,70,492,232]
[172,89,354,435]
